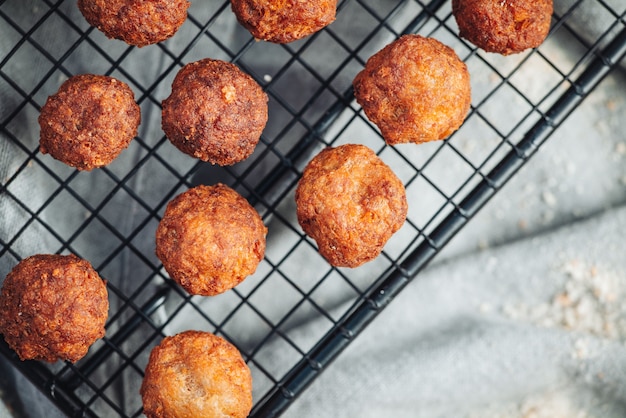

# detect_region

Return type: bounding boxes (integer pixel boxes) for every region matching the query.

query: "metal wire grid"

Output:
[0,0,625,416]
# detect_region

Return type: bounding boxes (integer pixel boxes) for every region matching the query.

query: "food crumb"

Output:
[572,338,589,359]
[542,191,558,207]
[518,219,528,230]
[606,98,618,111]
[499,260,625,341]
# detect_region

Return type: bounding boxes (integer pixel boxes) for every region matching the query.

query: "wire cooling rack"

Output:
[1,0,625,417]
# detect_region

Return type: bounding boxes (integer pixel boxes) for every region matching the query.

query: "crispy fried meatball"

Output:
[452,0,553,55]
[78,0,190,47]
[0,254,108,363]
[162,59,268,166]
[140,331,252,418]
[230,0,337,43]
[353,35,471,145]
[295,144,407,268]
[38,74,141,171]
[156,184,267,296]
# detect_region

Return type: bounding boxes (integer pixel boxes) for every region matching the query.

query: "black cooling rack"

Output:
[1,0,625,417]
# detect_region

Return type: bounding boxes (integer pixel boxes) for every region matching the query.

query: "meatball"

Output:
[353,35,471,145]
[156,184,267,296]
[38,74,141,171]
[295,144,407,268]
[0,254,109,363]
[452,0,553,55]
[140,330,253,418]
[162,59,268,166]
[77,0,190,47]
[230,0,337,43]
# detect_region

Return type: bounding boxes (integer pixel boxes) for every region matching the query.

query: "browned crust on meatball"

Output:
[162,59,268,166]
[77,0,190,47]
[295,144,407,267]
[0,254,109,363]
[38,74,140,171]
[140,330,252,418]
[230,0,337,43]
[155,184,267,296]
[353,35,471,145]
[452,0,553,55]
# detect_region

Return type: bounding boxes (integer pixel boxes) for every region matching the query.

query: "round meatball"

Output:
[162,59,268,166]
[231,0,337,44]
[353,35,471,145]
[295,144,407,268]
[140,331,252,418]
[78,0,190,47]
[38,74,141,171]
[0,254,109,363]
[452,0,553,55]
[156,184,267,296]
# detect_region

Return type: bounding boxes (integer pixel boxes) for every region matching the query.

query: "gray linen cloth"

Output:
[1,0,625,416]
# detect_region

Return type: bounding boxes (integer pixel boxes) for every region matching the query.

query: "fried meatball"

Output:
[78,0,190,47]
[38,74,140,171]
[452,0,553,55]
[162,59,268,166]
[0,254,109,363]
[156,184,267,296]
[140,331,252,418]
[295,144,407,268]
[353,35,471,145]
[230,0,337,44]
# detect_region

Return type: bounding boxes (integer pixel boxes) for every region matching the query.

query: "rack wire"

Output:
[1,0,625,417]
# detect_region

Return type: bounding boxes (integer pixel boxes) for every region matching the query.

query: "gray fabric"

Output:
[1,0,625,417]
[285,204,626,418]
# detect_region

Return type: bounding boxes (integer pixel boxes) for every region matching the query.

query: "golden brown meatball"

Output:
[38,74,141,171]
[156,184,267,296]
[161,59,268,166]
[353,35,471,145]
[452,0,553,55]
[295,144,407,268]
[140,330,252,418]
[0,254,109,363]
[230,0,337,43]
[77,0,190,47]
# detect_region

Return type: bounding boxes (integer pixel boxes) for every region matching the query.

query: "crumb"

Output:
[489,72,501,84]
[501,260,626,342]
[542,191,558,207]
[554,292,572,307]
[518,219,528,230]
[572,338,589,359]
[606,98,618,111]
